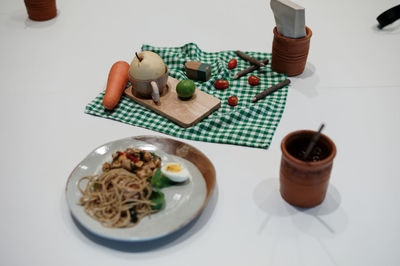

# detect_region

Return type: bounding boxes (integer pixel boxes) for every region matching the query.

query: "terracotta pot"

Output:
[128,66,168,103]
[280,130,336,208]
[271,26,312,76]
[24,0,57,21]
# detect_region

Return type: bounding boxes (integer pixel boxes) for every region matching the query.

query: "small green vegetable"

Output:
[176,79,196,100]
[151,168,162,188]
[150,152,161,161]
[93,177,99,190]
[149,169,180,211]
[150,190,164,210]
[151,168,177,189]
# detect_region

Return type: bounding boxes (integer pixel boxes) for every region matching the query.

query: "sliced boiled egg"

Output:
[161,162,190,182]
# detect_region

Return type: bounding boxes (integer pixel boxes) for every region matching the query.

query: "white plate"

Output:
[66,136,215,242]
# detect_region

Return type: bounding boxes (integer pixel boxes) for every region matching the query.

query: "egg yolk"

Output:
[166,164,181,173]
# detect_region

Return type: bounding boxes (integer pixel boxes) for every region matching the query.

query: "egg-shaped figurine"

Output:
[161,162,190,182]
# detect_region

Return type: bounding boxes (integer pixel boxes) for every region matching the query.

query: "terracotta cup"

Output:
[280,130,336,208]
[271,26,312,76]
[24,0,57,21]
[128,66,168,104]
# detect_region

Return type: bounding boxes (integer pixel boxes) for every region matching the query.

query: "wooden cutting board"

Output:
[124,76,221,128]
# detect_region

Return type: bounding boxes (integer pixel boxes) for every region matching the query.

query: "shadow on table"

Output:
[253,177,348,237]
[297,61,316,79]
[372,20,400,34]
[290,61,320,98]
[71,184,218,252]
[6,7,59,29]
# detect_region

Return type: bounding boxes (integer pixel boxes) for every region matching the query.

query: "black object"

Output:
[377,4,400,29]
[129,207,138,223]
[303,123,325,161]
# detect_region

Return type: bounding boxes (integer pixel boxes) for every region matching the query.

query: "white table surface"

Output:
[1,0,400,265]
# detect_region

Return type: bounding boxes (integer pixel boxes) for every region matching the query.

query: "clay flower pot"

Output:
[271,26,312,76]
[280,130,336,208]
[24,0,57,21]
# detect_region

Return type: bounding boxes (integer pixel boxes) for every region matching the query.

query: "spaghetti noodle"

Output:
[77,148,161,228]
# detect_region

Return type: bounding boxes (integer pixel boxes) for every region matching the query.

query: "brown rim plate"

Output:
[65,135,216,241]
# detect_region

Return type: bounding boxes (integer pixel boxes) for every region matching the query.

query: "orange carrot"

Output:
[102,61,130,110]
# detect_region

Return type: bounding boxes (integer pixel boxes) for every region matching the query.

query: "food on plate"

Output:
[227,95,238,106]
[129,51,166,80]
[228,59,238,69]
[78,168,153,228]
[102,148,161,178]
[214,79,229,90]
[248,75,260,86]
[102,61,130,110]
[78,148,187,228]
[161,162,191,182]
[176,79,196,100]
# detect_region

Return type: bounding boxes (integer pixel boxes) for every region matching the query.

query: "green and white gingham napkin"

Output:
[85,43,288,149]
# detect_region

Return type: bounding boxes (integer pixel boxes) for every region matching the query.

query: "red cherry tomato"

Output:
[228,96,238,106]
[248,75,260,86]
[228,59,237,69]
[214,79,229,90]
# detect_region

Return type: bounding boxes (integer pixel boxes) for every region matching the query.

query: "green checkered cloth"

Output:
[85,43,288,149]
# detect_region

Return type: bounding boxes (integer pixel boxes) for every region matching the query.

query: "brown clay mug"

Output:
[271,27,312,76]
[280,130,336,208]
[128,66,168,104]
[24,0,57,21]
